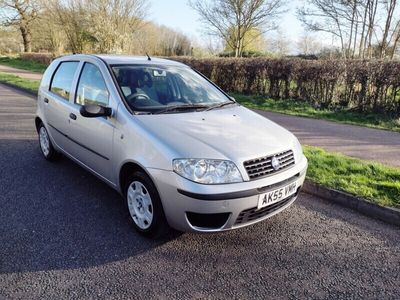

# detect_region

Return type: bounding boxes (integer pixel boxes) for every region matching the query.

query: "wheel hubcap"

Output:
[39,127,50,156]
[127,181,153,230]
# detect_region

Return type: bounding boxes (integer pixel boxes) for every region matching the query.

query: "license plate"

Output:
[258,182,297,209]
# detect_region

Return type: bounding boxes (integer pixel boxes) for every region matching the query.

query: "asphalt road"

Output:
[0,64,43,81]
[1,83,400,299]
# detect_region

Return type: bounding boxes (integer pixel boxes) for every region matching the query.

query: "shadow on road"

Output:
[0,138,178,274]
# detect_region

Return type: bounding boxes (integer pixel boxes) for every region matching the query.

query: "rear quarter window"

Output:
[40,62,58,91]
[50,61,79,100]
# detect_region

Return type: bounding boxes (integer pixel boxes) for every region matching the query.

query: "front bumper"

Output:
[148,155,308,232]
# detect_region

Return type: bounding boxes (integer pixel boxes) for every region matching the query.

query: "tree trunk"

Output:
[380,0,396,58]
[390,27,400,59]
[366,1,376,58]
[347,0,357,58]
[235,39,241,57]
[358,0,369,58]
[20,25,32,53]
[235,24,241,57]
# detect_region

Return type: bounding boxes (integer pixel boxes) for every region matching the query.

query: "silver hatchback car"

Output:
[36,54,308,237]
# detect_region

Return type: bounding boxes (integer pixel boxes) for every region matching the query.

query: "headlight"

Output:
[293,137,303,162]
[173,159,243,184]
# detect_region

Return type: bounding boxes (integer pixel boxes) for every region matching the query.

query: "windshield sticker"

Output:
[153,70,167,77]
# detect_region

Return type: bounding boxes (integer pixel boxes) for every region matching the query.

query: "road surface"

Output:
[0,64,43,81]
[0,83,399,298]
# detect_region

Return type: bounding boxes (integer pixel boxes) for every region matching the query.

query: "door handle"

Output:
[69,113,77,120]
[44,98,49,103]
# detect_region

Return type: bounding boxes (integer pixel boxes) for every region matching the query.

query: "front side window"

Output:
[76,63,109,106]
[112,65,232,113]
[50,61,79,100]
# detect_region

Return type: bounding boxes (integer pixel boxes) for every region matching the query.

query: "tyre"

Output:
[38,123,61,161]
[125,171,169,237]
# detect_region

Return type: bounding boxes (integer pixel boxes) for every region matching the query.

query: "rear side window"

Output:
[75,63,109,106]
[50,61,79,100]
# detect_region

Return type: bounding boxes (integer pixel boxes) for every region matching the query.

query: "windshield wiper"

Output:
[205,101,236,111]
[155,104,210,114]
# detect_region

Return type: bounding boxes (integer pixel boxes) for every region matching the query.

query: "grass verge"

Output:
[0,56,47,73]
[234,93,400,133]
[304,146,400,209]
[0,72,39,94]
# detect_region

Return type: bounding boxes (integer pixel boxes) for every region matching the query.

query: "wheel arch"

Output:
[119,161,156,196]
[34,116,42,133]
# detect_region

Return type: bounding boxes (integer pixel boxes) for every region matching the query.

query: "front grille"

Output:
[234,192,298,225]
[243,150,295,180]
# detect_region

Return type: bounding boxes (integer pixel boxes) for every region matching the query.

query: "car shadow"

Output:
[0,138,179,274]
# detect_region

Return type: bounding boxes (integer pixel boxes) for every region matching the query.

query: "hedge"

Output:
[20,53,54,65]
[172,57,400,115]
[18,53,400,115]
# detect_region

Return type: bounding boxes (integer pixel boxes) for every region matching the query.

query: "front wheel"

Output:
[38,123,60,161]
[125,171,169,237]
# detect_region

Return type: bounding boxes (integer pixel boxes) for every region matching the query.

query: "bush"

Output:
[172,57,400,115]
[218,50,266,58]
[20,53,53,65]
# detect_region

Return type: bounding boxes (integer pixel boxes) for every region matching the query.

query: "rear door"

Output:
[43,61,80,154]
[67,61,115,182]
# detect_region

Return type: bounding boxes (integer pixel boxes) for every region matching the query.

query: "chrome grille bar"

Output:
[243,150,295,180]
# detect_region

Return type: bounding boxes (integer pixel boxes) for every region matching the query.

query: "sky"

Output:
[148,0,308,53]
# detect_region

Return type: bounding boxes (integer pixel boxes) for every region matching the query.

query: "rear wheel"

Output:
[125,171,169,237]
[38,123,60,161]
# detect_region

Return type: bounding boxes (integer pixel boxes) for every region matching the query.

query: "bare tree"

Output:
[30,10,66,54]
[189,0,286,57]
[44,0,89,53]
[388,19,400,58]
[297,0,352,58]
[87,0,148,53]
[0,0,41,52]
[205,36,224,56]
[379,0,397,58]
[0,27,20,53]
[298,0,400,59]
[44,0,148,54]
[297,32,321,55]
[132,21,193,56]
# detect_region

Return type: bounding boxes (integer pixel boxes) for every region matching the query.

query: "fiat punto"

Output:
[35,55,308,237]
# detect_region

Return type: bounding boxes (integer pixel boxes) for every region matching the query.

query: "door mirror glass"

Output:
[80,104,112,118]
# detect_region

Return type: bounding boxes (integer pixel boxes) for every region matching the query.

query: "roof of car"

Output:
[58,54,187,67]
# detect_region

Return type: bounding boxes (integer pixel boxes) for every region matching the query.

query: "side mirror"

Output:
[80,104,112,118]
[230,96,236,101]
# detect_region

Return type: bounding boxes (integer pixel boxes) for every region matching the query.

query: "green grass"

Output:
[0,56,47,73]
[304,146,400,209]
[233,93,400,133]
[0,72,39,94]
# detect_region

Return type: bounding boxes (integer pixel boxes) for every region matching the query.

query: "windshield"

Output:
[111,65,233,113]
